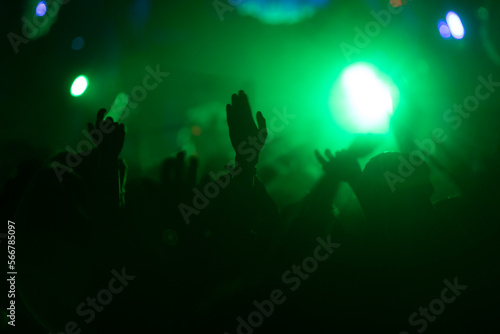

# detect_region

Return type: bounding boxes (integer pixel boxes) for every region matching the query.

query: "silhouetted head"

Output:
[358,152,434,222]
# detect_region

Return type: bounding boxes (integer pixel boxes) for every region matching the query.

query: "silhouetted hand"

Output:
[78,109,126,210]
[87,108,125,163]
[226,90,267,166]
[315,149,361,184]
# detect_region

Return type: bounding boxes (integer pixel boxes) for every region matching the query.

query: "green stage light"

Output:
[236,0,329,25]
[329,63,396,134]
[70,75,88,97]
[106,92,129,122]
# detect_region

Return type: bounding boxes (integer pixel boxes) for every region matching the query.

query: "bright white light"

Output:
[329,63,397,134]
[71,75,88,96]
[446,11,465,39]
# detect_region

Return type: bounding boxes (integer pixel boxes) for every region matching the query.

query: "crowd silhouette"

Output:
[2,90,499,334]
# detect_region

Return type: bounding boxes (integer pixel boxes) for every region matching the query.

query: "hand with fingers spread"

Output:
[315,149,337,175]
[315,149,362,184]
[226,90,267,166]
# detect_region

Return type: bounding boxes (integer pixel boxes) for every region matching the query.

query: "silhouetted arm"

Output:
[226,90,267,190]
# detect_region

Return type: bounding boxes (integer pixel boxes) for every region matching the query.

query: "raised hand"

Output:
[315,149,362,184]
[79,109,126,210]
[226,90,267,166]
[86,108,125,163]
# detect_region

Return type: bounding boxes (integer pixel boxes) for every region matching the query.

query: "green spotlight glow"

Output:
[330,63,396,134]
[106,92,129,122]
[70,75,88,96]
[237,0,328,25]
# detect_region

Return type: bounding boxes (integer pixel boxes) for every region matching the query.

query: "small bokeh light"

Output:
[438,20,451,39]
[191,125,202,136]
[163,229,179,246]
[71,37,85,51]
[36,1,47,17]
[390,0,407,8]
[477,7,489,21]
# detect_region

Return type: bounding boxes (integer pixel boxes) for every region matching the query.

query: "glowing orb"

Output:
[70,75,88,97]
[36,2,47,16]
[446,11,465,39]
[329,63,397,134]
